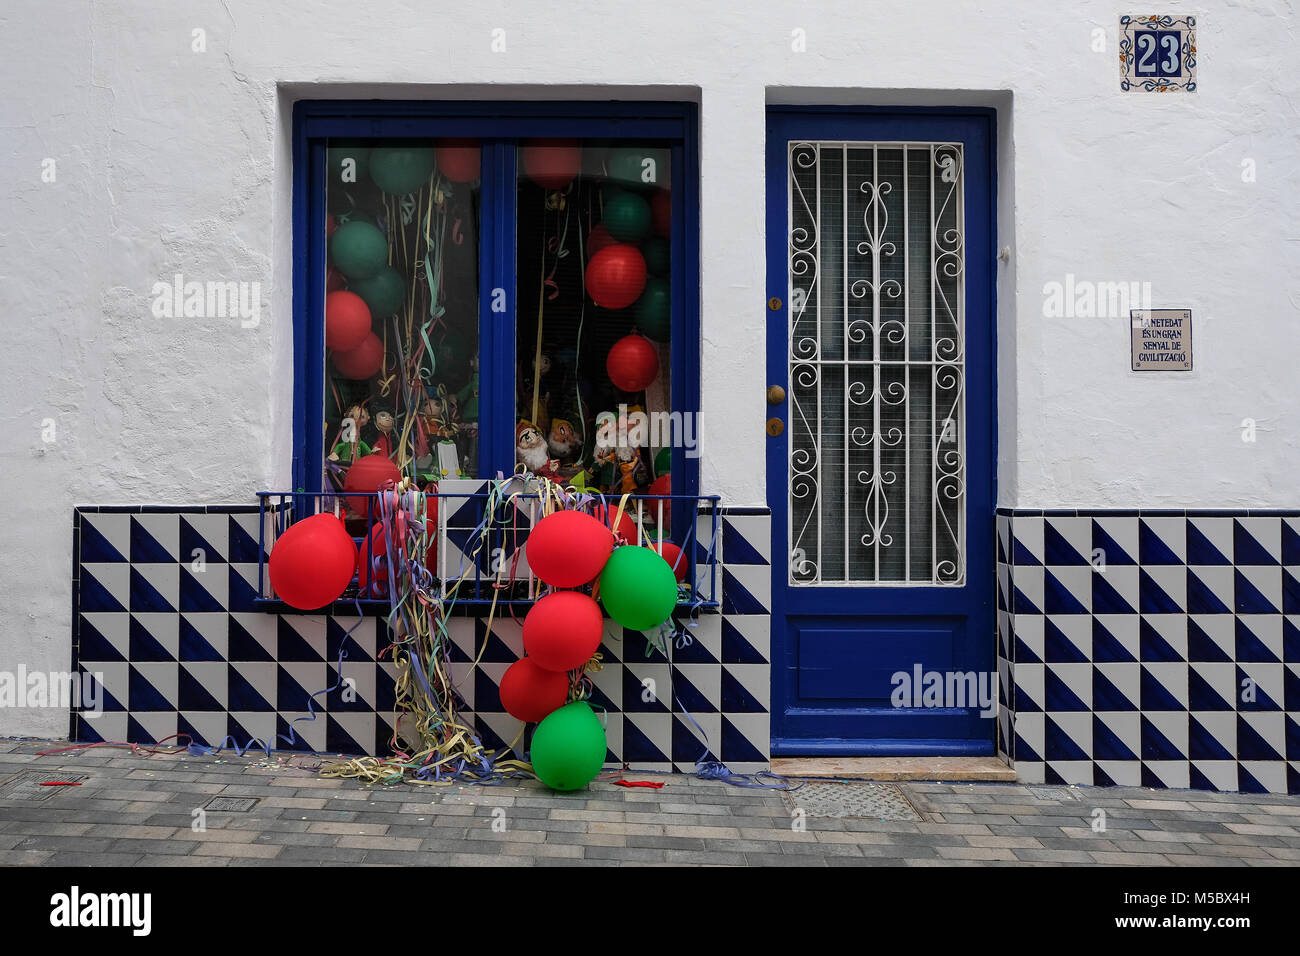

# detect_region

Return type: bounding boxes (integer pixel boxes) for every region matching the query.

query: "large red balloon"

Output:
[526,511,614,587]
[269,513,358,610]
[650,541,687,583]
[606,333,660,392]
[592,503,638,544]
[499,657,570,722]
[436,139,481,183]
[325,290,372,351]
[343,454,402,520]
[522,139,581,190]
[585,244,646,310]
[333,332,385,380]
[650,189,671,238]
[523,591,604,672]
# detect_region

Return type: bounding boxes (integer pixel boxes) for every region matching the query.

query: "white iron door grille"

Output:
[787,141,966,587]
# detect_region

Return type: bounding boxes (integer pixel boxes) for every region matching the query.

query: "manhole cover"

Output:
[1028,786,1079,801]
[204,797,260,812]
[781,782,922,821]
[0,770,89,801]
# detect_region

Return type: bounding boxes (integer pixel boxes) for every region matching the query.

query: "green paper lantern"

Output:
[329,220,389,280]
[327,145,371,188]
[530,701,607,792]
[369,146,437,196]
[350,266,406,318]
[599,545,678,631]
[634,277,671,342]
[654,447,671,477]
[607,146,667,191]
[642,236,670,276]
[603,191,651,242]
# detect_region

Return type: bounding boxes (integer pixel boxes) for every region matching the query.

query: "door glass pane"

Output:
[322,138,481,494]
[788,141,965,586]
[514,141,673,496]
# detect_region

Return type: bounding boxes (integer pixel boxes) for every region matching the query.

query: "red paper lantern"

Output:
[436,139,481,183]
[269,513,358,610]
[651,189,671,238]
[326,215,339,238]
[592,503,638,544]
[526,510,614,587]
[587,223,617,258]
[606,333,659,392]
[522,139,582,190]
[523,591,604,672]
[499,657,570,722]
[343,454,402,520]
[332,332,385,380]
[326,266,345,292]
[325,290,372,351]
[650,541,687,583]
[585,244,647,310]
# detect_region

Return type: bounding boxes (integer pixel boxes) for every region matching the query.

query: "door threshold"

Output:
[771,756,1015,782]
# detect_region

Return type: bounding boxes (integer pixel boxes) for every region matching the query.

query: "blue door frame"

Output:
[765,107,998,756]
[291,101,700,496]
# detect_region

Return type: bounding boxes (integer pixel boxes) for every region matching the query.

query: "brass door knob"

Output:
[766,417,784,437]
[766,385,786,406]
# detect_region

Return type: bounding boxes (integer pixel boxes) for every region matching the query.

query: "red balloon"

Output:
[332,332,385,380]
[523,591,604,672]
[587,223,618,258]
[650,541,687,583]
[357,519,433,598]
[326,265,346,292]
[522,139,582,190]
[269,513,358,610]
[606,333,660,392]
[325,290,372,351]
[647,473,670,497]
[343,454,402,520]
[585,244,647,310]
[526,511,614,587]
[499,657,570,722]
[592,503,638,544]
[651,189,671,237]
[436,139,481,183]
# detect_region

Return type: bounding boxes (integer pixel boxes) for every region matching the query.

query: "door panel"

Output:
[766,109,996,756]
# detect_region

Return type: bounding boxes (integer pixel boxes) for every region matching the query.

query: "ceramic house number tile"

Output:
[1120,15,1197,92]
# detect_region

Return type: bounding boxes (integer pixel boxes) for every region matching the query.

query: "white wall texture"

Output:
[1,1,1297,737]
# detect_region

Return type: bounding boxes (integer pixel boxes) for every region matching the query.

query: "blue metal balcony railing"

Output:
[253,486,722,615]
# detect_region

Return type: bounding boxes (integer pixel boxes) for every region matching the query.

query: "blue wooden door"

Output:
[765,109,996,755]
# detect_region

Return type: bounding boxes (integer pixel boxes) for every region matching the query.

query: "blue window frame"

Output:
[290,101,700,497]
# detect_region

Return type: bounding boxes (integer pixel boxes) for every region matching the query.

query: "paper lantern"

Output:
[530,701,606,791]
[269,514,357,610]
[329,220,389,280]
[587,223,618,258]
[523,591,604,673]
[326,266,346,292]
[603,190,651,242]
[599,545,679,631]
[436,139,481,183]
[651,188,671,237]
[369,146,436,195]
[342,454,402,520]
[607,146,666,191]
[606,333,659,392]
[642,236,670,276]
[522,139,581,190]
[349,266,405,319]
[324,291,372,351]
[585,244,646,310]
[633,278,670,341]
[526,511,614,587]
[332,332,385,381]
[499,658,570,723]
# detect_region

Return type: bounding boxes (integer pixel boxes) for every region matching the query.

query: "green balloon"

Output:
[634,277,671,341]
[607,146,666,191]
[349,266,406,318]
[603,190,651,242]
[599,545,678,631]
[654,447,671,476]
[327,145,370,187]
[369,146,436,195]
[329,220,389,280]
[530,701,607,792]
[642,236,670,276]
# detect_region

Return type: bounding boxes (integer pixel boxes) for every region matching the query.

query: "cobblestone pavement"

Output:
[2,740,1298,867]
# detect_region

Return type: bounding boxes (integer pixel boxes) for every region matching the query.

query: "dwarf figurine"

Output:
[328,404,371,463]
[516,421,558,478]
[547,418,581,462]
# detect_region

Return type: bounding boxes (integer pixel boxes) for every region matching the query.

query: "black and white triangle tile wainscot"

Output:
[71,504,773,774]
[997,508,1300,795]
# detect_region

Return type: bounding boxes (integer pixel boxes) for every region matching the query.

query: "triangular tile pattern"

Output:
[73,505,773,775]
[1002,509,1298,794]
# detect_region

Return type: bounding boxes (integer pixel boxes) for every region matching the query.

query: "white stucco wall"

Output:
[2,0,1297,737]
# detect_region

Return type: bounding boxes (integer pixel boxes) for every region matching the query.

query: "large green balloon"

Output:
[329,220,389,280]
[642,236,670,276]
[599,545,678,630]
[350,266,406,318]
[328,145,370,187]
[607,146,667,190]
[603,190,651,242]
[634,277,671,342]
[530,701,607,792]
[369,146,437,196]
[654,447,671,477]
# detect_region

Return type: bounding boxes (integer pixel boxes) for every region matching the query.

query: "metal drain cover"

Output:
[782,782,922,821]
[0,770,89,800]
[204,796,260,812]
[1028,786,1079,801]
